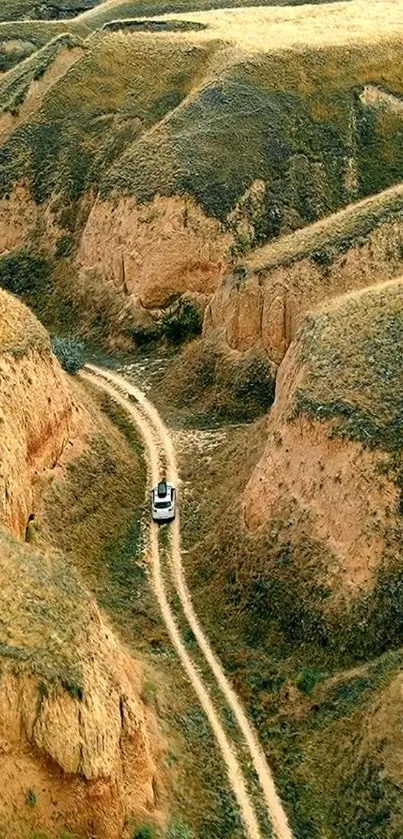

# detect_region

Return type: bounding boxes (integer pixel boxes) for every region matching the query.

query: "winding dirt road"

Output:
[82,363,293,839]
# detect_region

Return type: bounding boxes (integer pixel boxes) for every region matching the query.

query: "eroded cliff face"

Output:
[242,343,398,596]
[0,293,75,536]
[0,186,234,344]
[204,213,403,366]
[0,183,39,252]
[77,193,232,312]
[0,540,156,839]
[0,289,157,838]
[0,180,67,262]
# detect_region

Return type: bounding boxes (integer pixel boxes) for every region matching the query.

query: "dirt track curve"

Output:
[82,363,293,839]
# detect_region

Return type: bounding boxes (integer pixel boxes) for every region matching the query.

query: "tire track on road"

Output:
[81,367,261,839]
[84,363,293,839]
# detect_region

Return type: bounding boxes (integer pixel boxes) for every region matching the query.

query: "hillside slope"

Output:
[0,530,155,839]
[2,0,403,344]
[243,277,403,598]
[0,1,101,21]
[174,277,403,837]
[0,288,157,839]
[0,287,74,535]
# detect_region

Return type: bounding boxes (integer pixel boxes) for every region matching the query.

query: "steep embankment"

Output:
[0,529,155,839]
[0,287,74,535]
[3,0,403,344]
[173,277,403,838]
[204,183,403,366]
[242,285,400,597]
[240,276,403,629]
[0,288,156,839]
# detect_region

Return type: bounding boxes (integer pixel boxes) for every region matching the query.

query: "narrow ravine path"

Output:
[82,363,293,839]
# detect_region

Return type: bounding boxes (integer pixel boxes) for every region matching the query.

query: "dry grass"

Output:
[0,17,86,69]
[293,276,403,452]
[0,32,84,114]
[243,182,403,273]
[158,0,403,52]
[0,526,90,687]
[78,0,352,29]
[40,29,212,122]
[0,287,48,354]
[151,340,275,426]
[102,31,403,226]
[0,0,101,21]
[0,19,81,45]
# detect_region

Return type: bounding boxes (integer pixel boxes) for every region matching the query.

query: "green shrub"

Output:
[133,825,156,839]
[51,336,85,374]
[157,341,276,426]
[232,354,275,414]
[26,789,37,808]
[295,667,322,695]
[55,235,74,258]
[130,322,160,346]
[61,677,83,701]
[310,248,333,272]
[160,300,202,345]
[37,680,48,701]
[0,51,25,72]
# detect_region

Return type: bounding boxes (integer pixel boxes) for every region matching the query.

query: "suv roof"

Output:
[157,481,167,497]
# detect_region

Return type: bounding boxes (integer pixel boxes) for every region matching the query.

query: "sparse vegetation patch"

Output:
[153,340,275,426]
[292,282,403,453]
[0,249,52,311]
[160,299,202,345]
[0,33,83,116]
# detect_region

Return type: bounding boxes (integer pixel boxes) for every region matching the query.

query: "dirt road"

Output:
[82,363,293,839]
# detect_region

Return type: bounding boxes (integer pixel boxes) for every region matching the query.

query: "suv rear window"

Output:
[155,500,170,509]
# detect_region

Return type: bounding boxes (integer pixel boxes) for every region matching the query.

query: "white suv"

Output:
[151,481,176,522]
